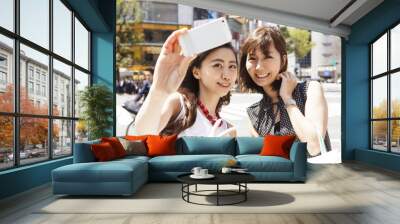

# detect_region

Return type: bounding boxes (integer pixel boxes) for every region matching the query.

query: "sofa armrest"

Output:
[289,141,307,181]
[73,140,100,163]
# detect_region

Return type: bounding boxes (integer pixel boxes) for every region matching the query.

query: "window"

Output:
[0,55,7,67]
[74,18,89,70]
[28,67,34,80]
[35,70,41,81]
[0,1,91,170]
[28,81,34,94]
[0,116,13,170]
[53,59,71,117]
[140,2,178,24]
[0,54,8,87]
[42,85,46,97]
[20,0,49,49]
[53,119,72,158]
[74,69,89,119]
[0,0,14,32]
[0,71,6,85]
[36,83,40,95]
[0,35,13,113]
[370,23,400,154]
[53,0,72,60]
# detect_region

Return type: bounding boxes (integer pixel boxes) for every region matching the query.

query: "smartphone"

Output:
[178,17,233,57]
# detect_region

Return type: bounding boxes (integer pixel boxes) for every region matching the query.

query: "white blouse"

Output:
[174,94,230,137]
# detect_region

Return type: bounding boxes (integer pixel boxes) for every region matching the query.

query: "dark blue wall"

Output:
[344,0,400,171]
[0,0,116,200]
[0,158,72,199]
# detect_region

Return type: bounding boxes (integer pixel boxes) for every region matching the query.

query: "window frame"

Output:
[0,0,92,171]
[370,20,400,154]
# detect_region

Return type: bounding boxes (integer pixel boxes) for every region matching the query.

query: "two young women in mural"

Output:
[133,27,331,156]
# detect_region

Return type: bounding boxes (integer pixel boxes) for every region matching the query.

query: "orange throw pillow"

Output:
[125,135,149,141]
[91,142,117,161]
[101,137,126,158]
[260,135,296,159]
[146,135,177,157]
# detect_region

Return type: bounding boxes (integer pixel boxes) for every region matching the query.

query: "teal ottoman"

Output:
[52,156,148,196]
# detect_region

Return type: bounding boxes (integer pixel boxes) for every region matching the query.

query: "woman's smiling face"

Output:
[245,43,284,88]
[194,47,238,97]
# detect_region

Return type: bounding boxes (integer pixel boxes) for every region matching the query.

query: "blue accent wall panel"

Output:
[92,32,115,136]
[343,44,369,160]
[344,0,400,171]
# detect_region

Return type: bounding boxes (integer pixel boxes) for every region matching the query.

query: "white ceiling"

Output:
[161,0,384,38]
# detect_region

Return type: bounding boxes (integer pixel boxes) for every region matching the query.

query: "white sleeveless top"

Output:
[174,94,230,137]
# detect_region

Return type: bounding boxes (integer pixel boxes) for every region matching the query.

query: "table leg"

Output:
[195,184,197,192]
[245,183,247,201]
[217,184,219,206]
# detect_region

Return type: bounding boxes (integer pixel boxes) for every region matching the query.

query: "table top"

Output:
[177,172,255,185]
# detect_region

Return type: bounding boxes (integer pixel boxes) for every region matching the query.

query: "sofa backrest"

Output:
[73,139,100,163]
[176,136,236,155]
[235,137,264,155]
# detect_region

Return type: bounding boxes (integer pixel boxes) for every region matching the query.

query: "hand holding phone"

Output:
[178,17,233,57]
[152,29,195,94]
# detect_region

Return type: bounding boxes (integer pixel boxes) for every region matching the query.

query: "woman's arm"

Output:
[133,92,181,135]
[250,125,260,137]
[133,29,194,135]
[282,80,328,156]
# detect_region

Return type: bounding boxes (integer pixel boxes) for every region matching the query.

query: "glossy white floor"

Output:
[1,162,400,224]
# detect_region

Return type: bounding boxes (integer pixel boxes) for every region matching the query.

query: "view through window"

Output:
[0,0,91,170]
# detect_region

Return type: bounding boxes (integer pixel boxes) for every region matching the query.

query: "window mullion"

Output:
[388,29,391,152]
[71,10,76,154]
[49,0,54,160]
[14,0,20,167]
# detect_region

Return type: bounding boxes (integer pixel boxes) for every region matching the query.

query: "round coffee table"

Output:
[177,173,255,206]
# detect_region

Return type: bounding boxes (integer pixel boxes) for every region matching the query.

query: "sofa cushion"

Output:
[52,158,147,183]
[91,142,118,161]
[114,155,150,164]
[118,138,147,156]
[260,135,296,159]
[101,137,127,158]
[236,155,293,172]
[176,137,236,155]
[73,139,101,163]
[148,154,235,172]
[236,137,264,155]
[146,135,177,157]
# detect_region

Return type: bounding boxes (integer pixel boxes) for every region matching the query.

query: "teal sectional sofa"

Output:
[52,137,307,196]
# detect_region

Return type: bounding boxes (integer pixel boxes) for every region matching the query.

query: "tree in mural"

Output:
[116,0,144,82]
[280,26,314,59]
[0,85,59,151]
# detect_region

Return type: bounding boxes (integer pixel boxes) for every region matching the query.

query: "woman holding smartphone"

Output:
[133,29,237,137]
[240,26,331,156]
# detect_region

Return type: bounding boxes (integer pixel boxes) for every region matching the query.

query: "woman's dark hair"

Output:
[239,26,287,93]
[161,43,237,135]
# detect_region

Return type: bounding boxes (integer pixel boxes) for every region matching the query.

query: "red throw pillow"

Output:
[91,142,117,161]
[146,135,177,157]
[101,137,126,158]
[125,135,149,141]
[260,135,296,159]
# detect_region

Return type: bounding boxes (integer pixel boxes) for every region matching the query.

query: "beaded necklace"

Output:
[197,99,222,127]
